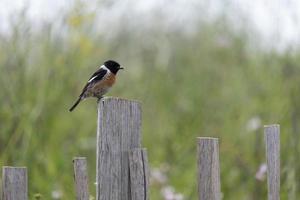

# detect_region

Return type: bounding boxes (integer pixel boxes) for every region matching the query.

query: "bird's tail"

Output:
[69,97,82,112]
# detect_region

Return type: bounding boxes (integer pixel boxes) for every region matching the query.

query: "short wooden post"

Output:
[197,137,221,200]
[129,148,149,200]
[73,157,89,200]
[264,125,280,200]
[96,97,148,200]
[2,167,28,200]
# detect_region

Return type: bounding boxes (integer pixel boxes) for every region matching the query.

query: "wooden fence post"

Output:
[197,137,221,200]
[73,157,89,200]
[129,148,149,200]
[2,167,27,200]
[96,97,148,200]
[264,124,280,200]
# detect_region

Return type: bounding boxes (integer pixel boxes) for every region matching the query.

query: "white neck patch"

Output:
[100,65,111,73]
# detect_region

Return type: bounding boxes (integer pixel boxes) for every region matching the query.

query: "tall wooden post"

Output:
[96,97,148,200]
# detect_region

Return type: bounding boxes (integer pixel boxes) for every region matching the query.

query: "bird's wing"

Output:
[79,68,107,97]
[88,68,108,82]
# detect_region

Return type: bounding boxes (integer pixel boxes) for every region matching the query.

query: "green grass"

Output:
[1,6,300,200]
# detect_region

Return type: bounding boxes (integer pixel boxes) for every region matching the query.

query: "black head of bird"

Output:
[104,60,124,74]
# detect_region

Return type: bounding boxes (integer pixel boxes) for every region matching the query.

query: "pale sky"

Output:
[1,0,300,50]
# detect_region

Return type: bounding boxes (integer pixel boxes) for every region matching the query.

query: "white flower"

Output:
[161,186,184,200]
[255,163,267,181]
[246,116,262,132]
[51,190,62,199]
[151,168,167,184]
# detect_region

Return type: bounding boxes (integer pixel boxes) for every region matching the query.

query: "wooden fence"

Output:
[1,98,280,200]
[196,124,280,200]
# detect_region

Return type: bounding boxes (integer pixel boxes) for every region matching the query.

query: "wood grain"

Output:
[73,157,89,200]
[96,97,142,200]
[197,137,221,200]
[129,148,149,200]
[2,167,27,200]
[264,124,280,200]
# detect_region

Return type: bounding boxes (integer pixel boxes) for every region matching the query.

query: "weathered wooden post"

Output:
[73,157,89,200]
[264,124,280,200]
[129,148,149,200]
[197,137,221,200]
[2,167,28,200]
[96,97,149,200]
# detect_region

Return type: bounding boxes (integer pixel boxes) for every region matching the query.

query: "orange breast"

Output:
[92,73,116,91]
[104,73,116,86]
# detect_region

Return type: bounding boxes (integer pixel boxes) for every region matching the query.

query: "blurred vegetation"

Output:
[1,2,300,200]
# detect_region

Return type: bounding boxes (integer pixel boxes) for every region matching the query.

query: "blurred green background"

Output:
[1,1,300,199]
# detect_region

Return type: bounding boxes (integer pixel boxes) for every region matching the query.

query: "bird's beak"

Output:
[119,66,124,70]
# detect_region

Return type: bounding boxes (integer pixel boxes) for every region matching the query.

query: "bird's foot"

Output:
[97,96,104,103]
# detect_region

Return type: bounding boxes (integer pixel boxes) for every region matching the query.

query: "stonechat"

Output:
[69,60,123,112]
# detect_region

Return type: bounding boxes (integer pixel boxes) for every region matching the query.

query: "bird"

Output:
[69,60,123,112]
